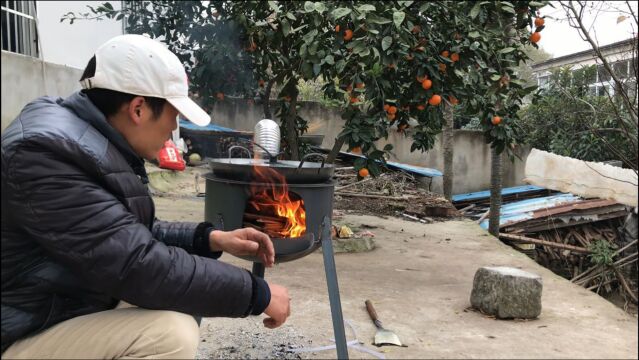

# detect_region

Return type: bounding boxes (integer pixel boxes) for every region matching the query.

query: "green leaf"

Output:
[490,74,501,81]
[104,2,113,10]
[304,1,315,13]
[393,11,405,28]
[470,41,480,50]
[302,29,318,44]
[470,2,481,19]
[469,31,480,38]
[332,7,351,19]
[285,12,297,21]
[529,1,546,6]
[381,36,393,51]
[358,48,371,57]
[372,47,380,60]
[499,47,515,54]
[501,5,516,14]
[324,54,334,65]
[313,63,321,76]
[314,2,326,13]
[268,1,279,12]
[367,14,392,24]
[357,4,377,12]
[291,24,308,33]
[281,19,291,36]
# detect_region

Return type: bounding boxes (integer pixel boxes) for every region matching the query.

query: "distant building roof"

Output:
[532,37,636,71]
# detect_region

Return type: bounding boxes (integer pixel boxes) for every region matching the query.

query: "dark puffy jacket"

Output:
[1,92,257,353]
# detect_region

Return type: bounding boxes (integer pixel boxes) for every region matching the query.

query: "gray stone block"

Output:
[470,266,542,319]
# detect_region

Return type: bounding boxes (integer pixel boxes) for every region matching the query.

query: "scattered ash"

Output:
[197,318,315,359]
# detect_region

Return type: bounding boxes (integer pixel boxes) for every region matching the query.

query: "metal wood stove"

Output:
[203,120,349,358]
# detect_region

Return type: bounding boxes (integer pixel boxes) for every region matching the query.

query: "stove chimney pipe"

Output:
[253,119,280,162]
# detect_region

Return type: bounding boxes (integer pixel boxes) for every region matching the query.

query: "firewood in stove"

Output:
[243,212,286,224]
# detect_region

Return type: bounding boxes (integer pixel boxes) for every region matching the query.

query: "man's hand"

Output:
[263,283,291,329]
[209,228,275,267]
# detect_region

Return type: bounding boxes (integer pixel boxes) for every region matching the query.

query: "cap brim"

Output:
[166,97,210,127]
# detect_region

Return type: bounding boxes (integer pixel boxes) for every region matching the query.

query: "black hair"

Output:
[80,56,167,118]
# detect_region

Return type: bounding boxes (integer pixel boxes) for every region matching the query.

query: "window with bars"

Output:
[1,0,38,57]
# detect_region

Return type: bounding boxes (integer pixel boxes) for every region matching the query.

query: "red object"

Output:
[158,139,185,171]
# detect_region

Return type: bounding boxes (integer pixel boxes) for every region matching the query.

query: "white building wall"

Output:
[36,1,124,69]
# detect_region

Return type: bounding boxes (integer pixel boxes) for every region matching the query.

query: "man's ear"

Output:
[127,96,146,125]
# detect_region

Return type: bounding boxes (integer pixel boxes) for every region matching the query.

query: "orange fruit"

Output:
[530,32,541,43]
[335,24,340,33]
[439,63,447,72]
[350,97,359,104]
[351,146,362,154]
[383,104,390,111]
[416,75,427,83]
[258,79,265,87]
[534,17,545,27]
[421,79,432,90]
[448,95,459,105]
[344,29,353,41]
[356,82,365,89]
[428,94,442,106]
[441,50,450,58]
[416,104,426,111]
[411,25,421,34]
[387,113,396,121]
[358,168,370,177]
[216,92,224,101]
[387,63,396,69]
[491,116,502,125]
[450,53,459,62]
[346,84,353,92]
[387,106,398,115]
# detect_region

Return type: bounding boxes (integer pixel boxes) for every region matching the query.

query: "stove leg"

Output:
[252,262,265,278]
[320,216,349,359]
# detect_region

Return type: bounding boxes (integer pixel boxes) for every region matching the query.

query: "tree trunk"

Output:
[326,136,346,164]
[262,79,275,119]
[443,103,454,200]
[285,84,300,160]
[488,147,502,236]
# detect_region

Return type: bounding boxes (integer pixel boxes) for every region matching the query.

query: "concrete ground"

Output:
[154,196,638,359]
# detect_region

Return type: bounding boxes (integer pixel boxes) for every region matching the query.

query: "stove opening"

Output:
[243,188,306,238]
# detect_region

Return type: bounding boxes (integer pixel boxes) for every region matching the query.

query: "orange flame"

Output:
[247,160,306,238]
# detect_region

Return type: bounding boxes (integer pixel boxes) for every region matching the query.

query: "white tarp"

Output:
[524,149,638,207]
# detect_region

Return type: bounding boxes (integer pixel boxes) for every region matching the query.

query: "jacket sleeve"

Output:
[152,220,222,259]
[4,142,253,318]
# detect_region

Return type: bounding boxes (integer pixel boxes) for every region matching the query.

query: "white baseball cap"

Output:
[80,34,210,127]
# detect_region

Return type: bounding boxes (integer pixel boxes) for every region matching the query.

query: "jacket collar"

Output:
[60,91,148,183]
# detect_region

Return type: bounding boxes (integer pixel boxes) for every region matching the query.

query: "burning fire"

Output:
[245,162,306,238]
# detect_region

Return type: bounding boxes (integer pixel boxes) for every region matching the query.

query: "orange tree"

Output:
[63,1,548,170]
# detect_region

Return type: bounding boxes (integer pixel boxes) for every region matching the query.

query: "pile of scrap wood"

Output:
[454,188,637,305]
[332,166,458,221]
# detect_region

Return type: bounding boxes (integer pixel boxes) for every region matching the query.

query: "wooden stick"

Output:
[335,172,386,191]
[499,233,592,254]
[458,204,476,213]
[476,210,490,224]
[613,239,638,257]
[612,265,638,304]
[335,192,416,200]
[243,212,286,223]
